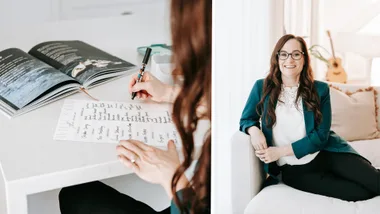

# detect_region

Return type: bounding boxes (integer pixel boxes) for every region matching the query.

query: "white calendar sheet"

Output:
[54,99,181,147]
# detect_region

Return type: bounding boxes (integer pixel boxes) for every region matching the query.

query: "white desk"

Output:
[0,12,207,214]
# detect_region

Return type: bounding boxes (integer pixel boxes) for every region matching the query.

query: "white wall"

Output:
[358,6,380,86]
[317,0,380,84]
[0,0,54,26]
[0,1,172,213]
[323,0,380,32]
[0,0,168,29]
[213,0,279,213]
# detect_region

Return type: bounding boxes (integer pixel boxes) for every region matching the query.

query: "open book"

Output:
[0,40,137,118]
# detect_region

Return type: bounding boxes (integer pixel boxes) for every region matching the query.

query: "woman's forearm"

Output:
[280,145,295,157]
[162,85,181,103]
[247,126,260,135]
[164,174,189,199]
[164,85,208,119]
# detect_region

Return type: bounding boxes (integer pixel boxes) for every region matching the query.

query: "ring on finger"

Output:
[130,155,138,163]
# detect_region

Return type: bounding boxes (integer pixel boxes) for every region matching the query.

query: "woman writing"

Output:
[59,0,211,213]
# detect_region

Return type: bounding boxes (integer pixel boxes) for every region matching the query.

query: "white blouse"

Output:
[272,85,319,166]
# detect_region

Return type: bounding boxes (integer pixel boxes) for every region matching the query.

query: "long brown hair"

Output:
[257,34,322,128]
[170,0,211,213]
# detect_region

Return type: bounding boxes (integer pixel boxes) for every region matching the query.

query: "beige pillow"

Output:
[329,86,380,141]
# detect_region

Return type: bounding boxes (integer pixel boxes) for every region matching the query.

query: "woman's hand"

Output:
[255,147,284,163]
[248,126,267,151]
[128,72,173,102]
[116,139,186,197]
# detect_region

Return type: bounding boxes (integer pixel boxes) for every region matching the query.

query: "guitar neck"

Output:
[327,30,337,60]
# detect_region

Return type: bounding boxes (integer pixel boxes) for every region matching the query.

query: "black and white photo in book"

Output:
[0,40,137,118]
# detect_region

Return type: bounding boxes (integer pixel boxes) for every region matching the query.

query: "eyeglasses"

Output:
[277,50,304,60]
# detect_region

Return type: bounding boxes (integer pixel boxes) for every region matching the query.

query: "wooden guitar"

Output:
[325,30,347,83]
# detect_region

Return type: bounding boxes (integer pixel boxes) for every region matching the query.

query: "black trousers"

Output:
[59,181,170,214]
[281,151,380,201]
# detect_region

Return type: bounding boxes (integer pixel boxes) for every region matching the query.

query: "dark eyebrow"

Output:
[279,50,302,53]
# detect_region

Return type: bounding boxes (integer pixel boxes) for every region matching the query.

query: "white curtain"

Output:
[283,0,324,79]
[213,0,282,213]
[284,0,312,37]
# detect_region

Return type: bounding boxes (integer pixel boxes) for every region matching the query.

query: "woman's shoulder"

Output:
[253,78,265,88]
[313,80,330,96]
[313,80,328,87]
[250,78,265,95]
[256,78,265,84]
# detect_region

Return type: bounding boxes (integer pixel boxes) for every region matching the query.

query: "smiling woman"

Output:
[239,34,380,202]
[277,41,305,86]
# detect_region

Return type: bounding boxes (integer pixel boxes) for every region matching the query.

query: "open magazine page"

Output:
[0,48,79,111]
[28,41,136,85]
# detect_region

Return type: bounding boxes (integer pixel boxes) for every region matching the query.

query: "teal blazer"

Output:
[170,188,210,214]
[170,188,191,214]
[239,79,362,177]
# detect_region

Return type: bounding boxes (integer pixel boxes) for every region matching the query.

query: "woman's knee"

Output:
[59,186,79,213]
[377,169,380,195]
[59,181,103,207]
[345,190,376,202]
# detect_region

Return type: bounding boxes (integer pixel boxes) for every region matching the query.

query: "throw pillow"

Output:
[329,86,380,141]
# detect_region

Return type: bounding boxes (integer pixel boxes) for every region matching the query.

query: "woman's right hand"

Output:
[129,72,172,102]
[248,126,267,151]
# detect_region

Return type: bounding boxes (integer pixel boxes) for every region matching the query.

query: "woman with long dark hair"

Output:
[240,34,379,201]
[59,0,211,213]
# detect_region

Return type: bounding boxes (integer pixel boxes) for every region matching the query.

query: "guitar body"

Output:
[326,57,347,83]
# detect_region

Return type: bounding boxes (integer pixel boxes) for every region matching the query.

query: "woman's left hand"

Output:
[255,147,283,163]
[116,139,180,187]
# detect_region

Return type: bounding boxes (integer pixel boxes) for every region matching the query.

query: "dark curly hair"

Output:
[170,0,211,213]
